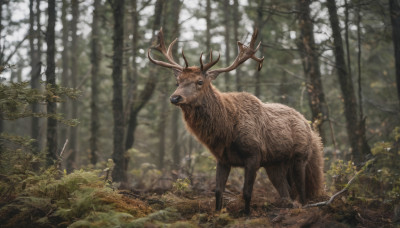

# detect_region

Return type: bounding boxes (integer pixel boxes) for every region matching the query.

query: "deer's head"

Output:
[148,28,264,106]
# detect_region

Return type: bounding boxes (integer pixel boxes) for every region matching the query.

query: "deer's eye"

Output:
[175,82,179,87]
[197,80,203,85]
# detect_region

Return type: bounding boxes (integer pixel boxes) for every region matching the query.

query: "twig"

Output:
[56,139,69,170]
[303,158,375,208]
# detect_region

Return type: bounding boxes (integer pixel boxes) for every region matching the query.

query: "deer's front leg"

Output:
[215,162,231,211]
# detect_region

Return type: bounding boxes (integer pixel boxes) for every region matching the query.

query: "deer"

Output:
[148,28,324,215]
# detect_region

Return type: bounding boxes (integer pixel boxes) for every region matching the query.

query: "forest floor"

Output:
[0,167,396,227]
[120,172,395,228]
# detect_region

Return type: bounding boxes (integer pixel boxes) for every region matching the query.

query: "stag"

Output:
[148,28,324,214]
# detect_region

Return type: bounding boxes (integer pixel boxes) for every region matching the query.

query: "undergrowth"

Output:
[0,156,152,227]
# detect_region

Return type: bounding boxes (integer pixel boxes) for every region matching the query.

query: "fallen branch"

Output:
[303,158,375,208]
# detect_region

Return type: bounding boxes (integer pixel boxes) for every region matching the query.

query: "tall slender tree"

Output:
[296,0,328,141]
[29,0,41,152]
[60,0,69,149]
[110,0,127,183]
[232,0,242,91]
[389,0,400,108]
[90,0,101,165]
[46,0,57,166]
[326,0,370,164]
[254,0,264,98]
[66,0,79,173]
[223,0,231,91]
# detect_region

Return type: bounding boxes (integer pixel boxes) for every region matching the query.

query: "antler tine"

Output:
[200,52,204,71]
[148,28,184,71]
[182,49,189,68]
[249,28,258,49]
[207,28,263,77]
[199,50,220,72]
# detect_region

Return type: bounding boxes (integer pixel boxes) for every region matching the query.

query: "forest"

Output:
[0,0,400,227]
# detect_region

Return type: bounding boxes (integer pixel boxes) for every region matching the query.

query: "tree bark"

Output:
[232,0,242,91]
[296,0,328,141]
[223,0,231,92]
[29,0,41,153]
[60,0,69,151]
[46,0,58,166]
[90,0,101,165]
[205,0,211,52]
[389,0,400,109]
[66,0,79,173]
[326,0,370,164]
[110,0,127,183]
[125,0,164,151]
[0,2,3,135]
[254,0,264,98]
[157,0,182,170]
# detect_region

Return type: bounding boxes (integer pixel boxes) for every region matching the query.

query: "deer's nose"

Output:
[170,95,182,104]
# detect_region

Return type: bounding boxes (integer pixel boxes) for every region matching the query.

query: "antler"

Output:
[147,28,187,71]
[207,28,264,78]
[200,50,220,72]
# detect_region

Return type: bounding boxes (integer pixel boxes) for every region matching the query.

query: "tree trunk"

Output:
[171,108,180,169]
[157,87,168,170]
[205,0,211,52]
[29,0,41,153]
[254,0,264,98]
[90,0,101,165]
[110,0,127,183]
[60,0,69,152]
[326,0,370,164]
[157,0,182,170]
[125,0,164,151]
[223,0,231,92]
[232,0,242,91]
[296,0,328,141]
[389,0,400,109]
[46,0,58,166]
[0,2,3,136]
[66,0,79,173]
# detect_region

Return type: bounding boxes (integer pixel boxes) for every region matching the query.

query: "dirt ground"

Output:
[123,170,396,228]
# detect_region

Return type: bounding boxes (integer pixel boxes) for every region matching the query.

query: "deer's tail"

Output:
[304,131,324,200]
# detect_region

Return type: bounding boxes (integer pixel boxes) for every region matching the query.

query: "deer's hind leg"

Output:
[292,157,307,204]
[265,162,291,199]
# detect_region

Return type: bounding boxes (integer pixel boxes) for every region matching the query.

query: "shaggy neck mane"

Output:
[180,85,234,158]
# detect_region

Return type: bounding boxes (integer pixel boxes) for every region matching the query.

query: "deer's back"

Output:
[222,92,314,165]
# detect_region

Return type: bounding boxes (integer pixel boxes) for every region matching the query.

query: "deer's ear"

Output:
[205,71,220,80]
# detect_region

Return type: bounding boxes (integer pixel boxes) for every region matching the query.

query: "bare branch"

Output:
[303,158,375,208]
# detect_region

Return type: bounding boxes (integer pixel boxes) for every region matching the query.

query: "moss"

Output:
[69,211,134,228]
[126,207,181,228]
[169,221,199,228]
